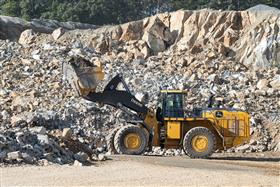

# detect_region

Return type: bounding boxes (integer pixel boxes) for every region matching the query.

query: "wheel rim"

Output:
[191,135,208,152]
[124,133,141,150]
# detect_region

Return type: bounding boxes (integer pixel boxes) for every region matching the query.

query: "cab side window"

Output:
[215,111,223,118]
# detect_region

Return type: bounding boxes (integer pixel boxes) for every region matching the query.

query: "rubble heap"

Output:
[0,5,280,165]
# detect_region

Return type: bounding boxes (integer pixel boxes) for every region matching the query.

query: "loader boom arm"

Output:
[83,74,149,120]
[84,74,160,146]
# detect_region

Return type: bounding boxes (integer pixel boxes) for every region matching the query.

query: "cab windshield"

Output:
[162,93,184,118]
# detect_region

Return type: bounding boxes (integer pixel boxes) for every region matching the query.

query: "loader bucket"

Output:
[63,57,104,96]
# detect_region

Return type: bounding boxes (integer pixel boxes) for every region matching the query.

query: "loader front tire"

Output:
[183,127,216,158]
[114,125,148,155]
[106,127,121,154]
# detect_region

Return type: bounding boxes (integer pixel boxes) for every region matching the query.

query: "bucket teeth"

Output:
[63,57,104,96]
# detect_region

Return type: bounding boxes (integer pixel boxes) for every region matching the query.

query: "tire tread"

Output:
[183,127,216,158]
[114,125,147,155]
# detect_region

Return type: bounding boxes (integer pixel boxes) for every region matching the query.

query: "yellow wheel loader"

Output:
[63,58,250,158]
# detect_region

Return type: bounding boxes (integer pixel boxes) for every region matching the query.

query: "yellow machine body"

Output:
[202,109,250,147]
[160,90,250,150]
[162,110,250,149]
[167,121,181,139]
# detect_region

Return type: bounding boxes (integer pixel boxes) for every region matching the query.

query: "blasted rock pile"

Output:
[0,5,280,165]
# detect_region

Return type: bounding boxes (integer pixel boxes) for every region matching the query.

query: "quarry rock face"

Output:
[0,5,280,165]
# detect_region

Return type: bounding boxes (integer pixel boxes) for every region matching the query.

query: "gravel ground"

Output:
[1,154,279,186]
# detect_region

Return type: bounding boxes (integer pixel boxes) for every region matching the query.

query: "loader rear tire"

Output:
[183,127,216,159]
[106,127,121,154]
[114,125,148,155]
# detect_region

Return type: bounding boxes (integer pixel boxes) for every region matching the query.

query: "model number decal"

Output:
[131,99,143,107]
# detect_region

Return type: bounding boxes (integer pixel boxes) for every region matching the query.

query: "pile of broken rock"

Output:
[0,39,111,165]
[1,127,106,166]
[1,5,280,165]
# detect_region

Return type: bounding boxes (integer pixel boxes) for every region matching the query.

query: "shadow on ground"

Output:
[209,156,280,162]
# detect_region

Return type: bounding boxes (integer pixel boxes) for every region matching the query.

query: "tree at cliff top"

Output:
[0,0,279,25]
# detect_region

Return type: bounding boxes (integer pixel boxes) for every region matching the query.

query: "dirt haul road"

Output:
[1,155,279,186]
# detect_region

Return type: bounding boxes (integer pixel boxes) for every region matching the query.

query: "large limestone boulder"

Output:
[142,32,165,54]
[90,33,109,53]
[142,17,174,54]
[270,76,280,88]
[257,79,269,90]
[52,27,65,40]
[18,29,36,45]
[120,20,143,41]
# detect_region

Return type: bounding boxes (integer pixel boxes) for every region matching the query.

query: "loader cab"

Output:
[160,90,187,118]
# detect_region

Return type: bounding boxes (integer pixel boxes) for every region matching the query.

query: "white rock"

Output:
[62,128,73,139]
[7,151,22,160]
[21,153,34,163]
[274,142,280,151]
[135,92,145,101]
[73,160,83,166]
[207,74,218,82]
[52,28,65,40]
[37,135,50,144]
[236,144,250,152]
[43,43,54,50]
[18,29,36,45]
[32,54,41,60]
[10,112,35,126]
[1,110,10,120]
[256,79,268,90]
[269,77,280,89]
[30,126,46,135]
[97,147,104,153]
[98,154,106,161]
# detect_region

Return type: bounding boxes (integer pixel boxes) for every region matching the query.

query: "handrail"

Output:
[204,111,247,137]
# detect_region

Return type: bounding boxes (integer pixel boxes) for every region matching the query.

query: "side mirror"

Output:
[208,95,215,108]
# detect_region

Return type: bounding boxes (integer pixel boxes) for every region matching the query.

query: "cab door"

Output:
[162,93,184,118]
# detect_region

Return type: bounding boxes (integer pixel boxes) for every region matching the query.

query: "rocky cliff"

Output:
[0,15,97,41]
